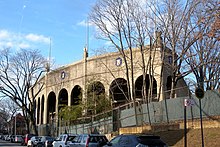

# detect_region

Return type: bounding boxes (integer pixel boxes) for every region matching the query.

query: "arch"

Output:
[41,95,44,124]
[135,74,157,101]
[87,81,105,95]
[58,88,68,111]
[166,76,172,98]
[166,76,172,90]
[87,81,106,114]
[71,85,82,105]
[37,97,40,124]
[47,91,56,124]
[109,78,128,106]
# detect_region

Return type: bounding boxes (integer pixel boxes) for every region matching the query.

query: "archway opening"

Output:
[87,81,106,114]
[135,74,157,102]
[166,76,172,98]
[47,92,56,124]
[109,78,128,107]
[71,85,82,105]
[37,98,40,124]
[40,95,44,124]
[58,88,68,112]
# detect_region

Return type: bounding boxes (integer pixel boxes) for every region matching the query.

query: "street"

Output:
[0,139,25,147]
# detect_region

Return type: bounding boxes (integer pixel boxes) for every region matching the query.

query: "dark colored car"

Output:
[104,134,168,147]
[70,134,108,147]
[40,136,55,147]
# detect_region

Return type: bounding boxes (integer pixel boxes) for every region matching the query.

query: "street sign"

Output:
[184,98,195,107]
[195,87,204,99]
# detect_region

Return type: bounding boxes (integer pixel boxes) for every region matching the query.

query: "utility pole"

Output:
[15,112,16,136]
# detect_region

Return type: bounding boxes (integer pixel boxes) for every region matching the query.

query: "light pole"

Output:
[15,112,16,136]
[186,80,205,147]
[14,108,20,136]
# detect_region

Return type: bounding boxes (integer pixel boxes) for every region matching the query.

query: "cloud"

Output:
[77,19,93,27]
[18,42,30,48]
[25,33,50,44]
[0,30,10,39]
[0,29,50,49]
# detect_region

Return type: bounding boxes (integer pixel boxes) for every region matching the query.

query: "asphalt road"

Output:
[0,139,25,147]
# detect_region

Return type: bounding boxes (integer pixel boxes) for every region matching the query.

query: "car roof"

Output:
[41,136,52,138]
[79,134,105,136]
[60,133,77,135]
[120,134,160,137]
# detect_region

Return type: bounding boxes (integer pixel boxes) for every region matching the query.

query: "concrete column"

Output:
[83,47,88,108]
[44,75,48,124]
[68,91,71,106]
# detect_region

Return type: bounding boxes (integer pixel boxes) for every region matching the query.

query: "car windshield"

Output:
[89,136,108,143]
[46,137,54,141]
[33,136,41,141]
[137,136,166,145]
[67,136,77,141]
[41,136,54,141]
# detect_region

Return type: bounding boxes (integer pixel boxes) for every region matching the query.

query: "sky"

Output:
[0,0,105,67]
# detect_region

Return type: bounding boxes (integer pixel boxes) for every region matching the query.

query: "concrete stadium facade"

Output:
[32,42,188,130]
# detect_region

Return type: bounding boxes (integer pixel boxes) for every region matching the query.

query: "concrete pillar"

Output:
[44,74,48,124]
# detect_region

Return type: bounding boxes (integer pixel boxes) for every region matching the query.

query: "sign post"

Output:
[184,105,187,147]
[184,98,195,147]
[195,87,205,147]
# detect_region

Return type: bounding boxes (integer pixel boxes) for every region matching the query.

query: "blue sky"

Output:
[0,0,104,66]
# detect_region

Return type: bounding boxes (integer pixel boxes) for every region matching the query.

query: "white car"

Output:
[27,139,32,147]
[53,134,77,147]
[27,136,42,147]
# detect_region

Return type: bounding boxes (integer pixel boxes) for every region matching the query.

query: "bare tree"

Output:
[147,0,217,98]
[0,99,10,133]
[90,0,162,101]
[186,0,220,90]
[90,0,154,125]
[0,110,9,133]
[0,48,47,135]
[89,0,184,126]
[0,98,20,134]
[90,0,218,128]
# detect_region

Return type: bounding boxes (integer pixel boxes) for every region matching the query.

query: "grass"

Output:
[154,128,220,147]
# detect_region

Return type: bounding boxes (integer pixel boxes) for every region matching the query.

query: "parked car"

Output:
[3,135,9,140]
[27,136,43,147]
[10,135,15,142]
[6,135,12,141]
[53,134,78,147]
[40,136,55,147]
[103,134,168,147]
[11,135,23,143]
[70,134,108,147]
[22,134,37,146]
